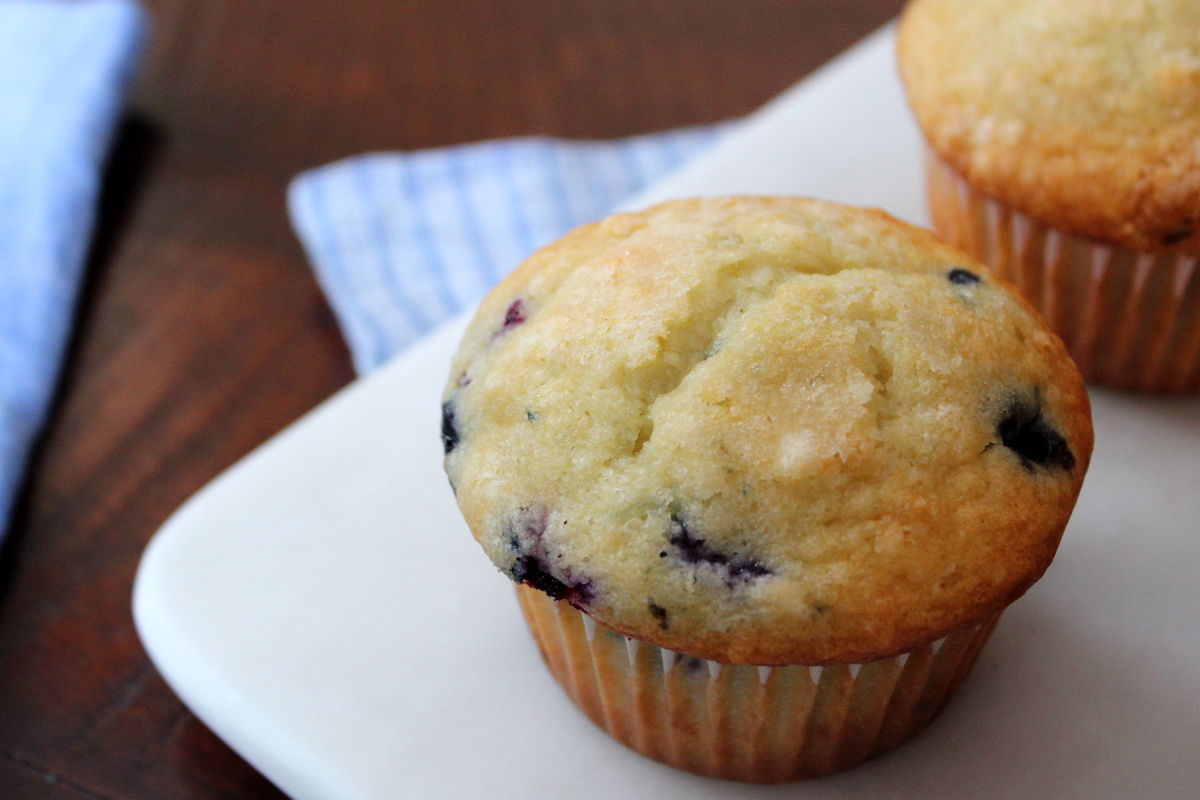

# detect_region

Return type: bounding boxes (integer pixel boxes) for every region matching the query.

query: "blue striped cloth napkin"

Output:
[288,126,727,375]
[0,0,146,537]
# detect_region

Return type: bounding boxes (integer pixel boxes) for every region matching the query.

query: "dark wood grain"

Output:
[0,2,904,797]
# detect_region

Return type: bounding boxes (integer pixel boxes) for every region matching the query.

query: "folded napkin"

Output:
[0,0,146,536]
[289,126,727,375]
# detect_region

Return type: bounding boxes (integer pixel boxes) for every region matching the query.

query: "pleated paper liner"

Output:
[516,585,1000,782]
[925,148,1200,394]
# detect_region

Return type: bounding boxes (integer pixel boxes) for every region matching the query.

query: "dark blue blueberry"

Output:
[502,298,526,330]
[948,267,982,285]
[666,514,771,587]
[505,507,594,608]
[648,601,669,630]
[996,394,1074,472]
[441,401,459,454]
[511,555,580,602]
[492,298,529,340]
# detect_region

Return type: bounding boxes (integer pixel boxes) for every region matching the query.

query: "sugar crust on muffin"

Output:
[443,197,1092,665]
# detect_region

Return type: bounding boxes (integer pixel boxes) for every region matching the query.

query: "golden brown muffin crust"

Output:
[443,197,1093,664]
[898,0,1200,252]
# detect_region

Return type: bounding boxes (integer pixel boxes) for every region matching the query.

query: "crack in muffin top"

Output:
[443,197,1092,665]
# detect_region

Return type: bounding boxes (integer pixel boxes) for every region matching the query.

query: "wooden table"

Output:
[0,1,904,796]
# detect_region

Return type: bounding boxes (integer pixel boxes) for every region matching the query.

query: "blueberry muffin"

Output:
[898,0,1200,392]
[442,196,1092,781]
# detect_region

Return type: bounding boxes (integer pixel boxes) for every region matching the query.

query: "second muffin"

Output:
[443,196,1092,780]
[898,0,1200,392]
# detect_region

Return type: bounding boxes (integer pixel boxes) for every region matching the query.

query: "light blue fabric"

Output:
[0,0,146,535]
[289,126,728,375]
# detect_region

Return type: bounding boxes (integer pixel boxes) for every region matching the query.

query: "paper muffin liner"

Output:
[925,147,1200,393]
[515,585,1000,782]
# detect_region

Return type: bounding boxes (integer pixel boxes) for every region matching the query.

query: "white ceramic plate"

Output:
[133,26,1200,800]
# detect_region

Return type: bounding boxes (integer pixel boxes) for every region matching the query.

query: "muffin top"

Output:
[442,197,1092,665]
[898,0,1200,252]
